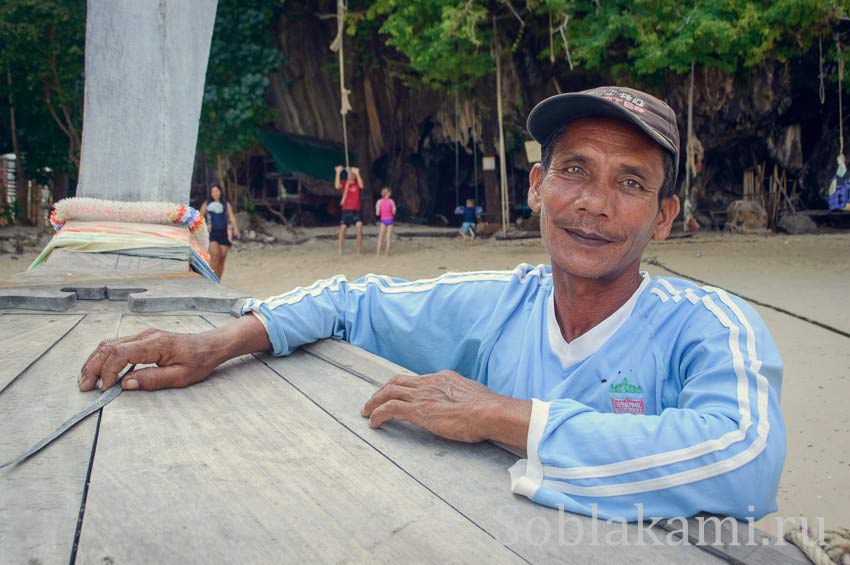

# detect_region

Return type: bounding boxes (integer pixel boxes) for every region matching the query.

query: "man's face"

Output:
[528,117,679,281]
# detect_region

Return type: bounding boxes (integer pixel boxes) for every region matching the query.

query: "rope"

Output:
[784,523,850,565]
[820,37,826,105]
[330,0,351,169]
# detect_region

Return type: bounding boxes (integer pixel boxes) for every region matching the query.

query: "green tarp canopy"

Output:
[259,129,354,182]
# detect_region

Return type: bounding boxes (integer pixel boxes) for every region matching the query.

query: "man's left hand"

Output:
[361,370,530,447]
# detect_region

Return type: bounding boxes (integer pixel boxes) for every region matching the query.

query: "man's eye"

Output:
[565,166,584,174]
[624,179,645,190]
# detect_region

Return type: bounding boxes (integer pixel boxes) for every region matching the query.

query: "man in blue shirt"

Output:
[79,86,785,522]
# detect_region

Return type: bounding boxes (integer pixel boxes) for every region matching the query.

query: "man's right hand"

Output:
[334,165,343,173]
[78,315,271,393]
[78,329,220,392]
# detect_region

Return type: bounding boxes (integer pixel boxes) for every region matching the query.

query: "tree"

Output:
[197,0,286,201]
[0,0,84,181]
[359,0,493,90]
[354,0,848,90]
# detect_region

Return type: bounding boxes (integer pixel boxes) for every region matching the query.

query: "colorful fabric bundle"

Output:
[34,198,219,282]
[49,197,209,252]
[30,220,214,269]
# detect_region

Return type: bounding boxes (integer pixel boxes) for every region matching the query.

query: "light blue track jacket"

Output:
[240,264,785,521]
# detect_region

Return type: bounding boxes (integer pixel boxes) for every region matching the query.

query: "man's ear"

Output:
[528,164,544,213]
[652,195,680,240]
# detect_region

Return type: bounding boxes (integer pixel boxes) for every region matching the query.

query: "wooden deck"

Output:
[0,252,809,564]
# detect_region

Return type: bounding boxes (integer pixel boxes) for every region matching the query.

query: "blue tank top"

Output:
[207,201,227,231]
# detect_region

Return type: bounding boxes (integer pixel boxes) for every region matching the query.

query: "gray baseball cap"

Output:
[527,86,680,183]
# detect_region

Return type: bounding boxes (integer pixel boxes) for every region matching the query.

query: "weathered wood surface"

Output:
[76,315,521,564]
[0,313,122,564]
[305,340,809,565]
[0,251,248,313]
[1,250,191,282]
[270,341,716,563]
[0,307,809,564]
[0,313,83,392]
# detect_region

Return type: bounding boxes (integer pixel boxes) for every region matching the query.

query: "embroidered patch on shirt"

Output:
[609,377,645,414]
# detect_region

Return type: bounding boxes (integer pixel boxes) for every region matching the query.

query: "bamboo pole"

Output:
[494,17,509,234]
[684,61,695,224]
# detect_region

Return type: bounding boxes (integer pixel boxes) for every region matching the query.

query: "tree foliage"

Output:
[554,0,845,78]
[197,0,286,159]
[0,0,85,180]
[354,0,849,91]
[357,0,493,89]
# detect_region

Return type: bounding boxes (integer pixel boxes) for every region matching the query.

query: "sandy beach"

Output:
[2,229,848,531]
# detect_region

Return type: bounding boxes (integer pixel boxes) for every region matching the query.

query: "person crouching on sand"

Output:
[375,187,397,256]
[455,198,483,240]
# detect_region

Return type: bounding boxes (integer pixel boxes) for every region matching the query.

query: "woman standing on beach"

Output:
[200,183,240,279]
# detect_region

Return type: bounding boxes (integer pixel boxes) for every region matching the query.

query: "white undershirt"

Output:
[546,273,650,369]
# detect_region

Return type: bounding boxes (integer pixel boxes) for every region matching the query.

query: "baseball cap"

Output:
[526,86,680,183]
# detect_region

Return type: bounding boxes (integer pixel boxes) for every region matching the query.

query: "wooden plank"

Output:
[45,249,189,275]
[76,315,523,564]
[0,268,247,314]
[0,312,123,564]
[261,344,720,564]
[0,313,84,392]
[0,289,77,311]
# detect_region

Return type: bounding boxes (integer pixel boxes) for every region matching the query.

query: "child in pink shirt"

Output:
[375,187,397,256]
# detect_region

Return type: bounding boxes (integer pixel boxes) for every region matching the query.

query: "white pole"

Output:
[494,17,509,234]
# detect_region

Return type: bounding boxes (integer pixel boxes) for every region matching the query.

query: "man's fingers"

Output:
[361,384,415,417]
[387,374,418,388]
[79,331,157,391]
[96,341,163,390]
[368,399,412,429]
[122,365,191,391]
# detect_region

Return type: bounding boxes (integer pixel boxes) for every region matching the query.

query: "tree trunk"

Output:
[7,66,30,225]
[52,171,70,201]
[481,118,501,226]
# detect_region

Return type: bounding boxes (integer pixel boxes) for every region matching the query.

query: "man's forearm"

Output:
[478,396,532,451]
[203,314,272,367]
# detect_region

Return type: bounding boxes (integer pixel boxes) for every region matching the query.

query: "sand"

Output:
[1,229,848,530]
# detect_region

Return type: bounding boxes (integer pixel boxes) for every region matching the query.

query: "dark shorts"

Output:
[340,210,362,227]
[210,229,231,247]
[381,219,394,226]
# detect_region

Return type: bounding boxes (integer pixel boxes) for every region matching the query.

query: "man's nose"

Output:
[574,178,612,217]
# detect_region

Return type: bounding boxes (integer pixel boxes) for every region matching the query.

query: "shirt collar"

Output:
[547,273,650,369]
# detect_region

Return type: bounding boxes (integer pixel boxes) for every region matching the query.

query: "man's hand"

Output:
[78,330,219,392]
[334,165,343,173]
[78,314,271,393]
[350,167,360,175]
[361,370,531,448]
